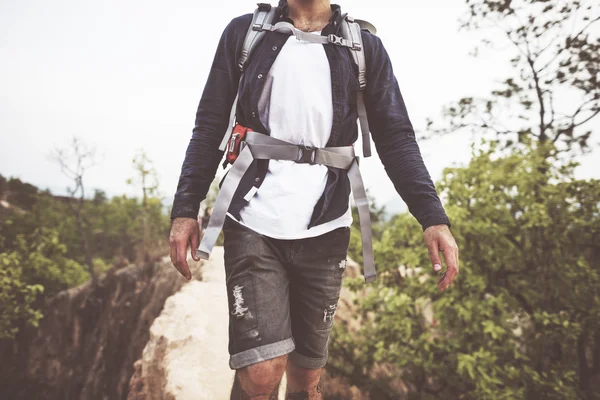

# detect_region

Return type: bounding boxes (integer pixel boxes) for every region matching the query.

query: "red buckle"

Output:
[226,124,251,164]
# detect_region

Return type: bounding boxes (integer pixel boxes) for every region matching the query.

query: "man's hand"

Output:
[169,217,201,280]
[424,225,459,292]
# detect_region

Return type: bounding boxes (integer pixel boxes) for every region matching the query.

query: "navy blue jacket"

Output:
[171,4,450,230]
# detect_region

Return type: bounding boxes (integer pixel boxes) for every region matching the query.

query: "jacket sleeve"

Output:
[362,32,450,230]
[170,15,250,220]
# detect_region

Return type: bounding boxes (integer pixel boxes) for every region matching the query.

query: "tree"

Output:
[427,0,599,157]
[126,150,167,263]
[51,137,98,286]
[330,144,600,399]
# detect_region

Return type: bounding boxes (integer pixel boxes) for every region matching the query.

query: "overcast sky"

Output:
[1,0,598,209]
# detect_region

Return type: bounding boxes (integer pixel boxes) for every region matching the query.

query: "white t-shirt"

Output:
[233,33,353,239]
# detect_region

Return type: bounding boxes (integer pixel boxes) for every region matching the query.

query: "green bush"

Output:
[0,228,88,339]
[331,144,600,399]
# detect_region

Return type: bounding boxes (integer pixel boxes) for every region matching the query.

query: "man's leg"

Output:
[230,355,287,400]
[284,362,323,399]
[286,226,352,399]
[223,218,295,399]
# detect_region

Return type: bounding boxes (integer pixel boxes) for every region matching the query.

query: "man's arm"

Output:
[362,32,459,291]
[171,15,250,220]
[362,32,449,230]
[169,15,251,280]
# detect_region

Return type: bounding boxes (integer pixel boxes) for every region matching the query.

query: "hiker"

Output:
[169,0,460,398]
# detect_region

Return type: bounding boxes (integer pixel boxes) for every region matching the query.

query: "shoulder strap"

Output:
[219,4,278,153]
[355,19,377,35]
[341,16,374,158]
[239,3,278,72]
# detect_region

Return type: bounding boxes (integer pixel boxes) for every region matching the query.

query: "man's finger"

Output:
[426,241,443,272]
[438,270,457,291]
[440,267,458,289]
[438,242,459,291]
[190,228,200,262]
[169,238,177,265]
[176,240,192,280]
[442,243,459,273]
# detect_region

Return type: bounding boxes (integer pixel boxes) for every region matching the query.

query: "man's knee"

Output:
[237,354,288,392]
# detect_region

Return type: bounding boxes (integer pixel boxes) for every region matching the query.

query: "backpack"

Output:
[203,4,379,283]
[217,3,377,159]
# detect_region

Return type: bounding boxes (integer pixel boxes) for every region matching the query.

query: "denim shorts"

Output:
[222,217,350,370]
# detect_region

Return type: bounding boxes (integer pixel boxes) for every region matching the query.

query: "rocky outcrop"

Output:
[0,255,203,400]
[128,247,237,400]
[127,247,290,400]
[0,247,370,400]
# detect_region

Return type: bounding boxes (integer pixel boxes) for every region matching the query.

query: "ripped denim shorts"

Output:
[222,216,350,370]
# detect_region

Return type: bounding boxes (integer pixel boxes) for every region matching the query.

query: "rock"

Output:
[128,247,288,400]
[0,255,203,400]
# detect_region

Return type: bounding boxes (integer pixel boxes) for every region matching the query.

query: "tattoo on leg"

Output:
[316,376,323,394]
[286,391,309,400]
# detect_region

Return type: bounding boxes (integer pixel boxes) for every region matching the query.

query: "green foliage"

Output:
[374,1,600,397]
[0,228,90,339]
[0,153,171,339]
[14,228,90,295]
[332,145,600,399]
[0,262,43,340]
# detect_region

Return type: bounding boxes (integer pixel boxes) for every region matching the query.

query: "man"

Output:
[169,0,460,398]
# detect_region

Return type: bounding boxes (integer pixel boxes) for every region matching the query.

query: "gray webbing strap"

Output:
[218,74,243,152]
[197,145,254,259]
[347,159,375,282]
[341,17,372,158]
[239,7,277,71]
[357,91,372,158]
[261,22,328,44]
[245,132,356,169]
[258,22,360,49]
[220,6,277,152]
[199,131,377,283]
[348,21,367,89]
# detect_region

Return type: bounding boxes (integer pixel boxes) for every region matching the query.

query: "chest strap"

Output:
[256,21,362,50]
[199,131,376,283]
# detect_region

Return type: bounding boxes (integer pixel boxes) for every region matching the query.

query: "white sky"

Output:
[1,0,598,208]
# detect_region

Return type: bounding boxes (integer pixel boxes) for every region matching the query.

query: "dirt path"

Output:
[142,247,286,399]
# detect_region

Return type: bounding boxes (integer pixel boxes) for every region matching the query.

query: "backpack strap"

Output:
[355,19,377,35]
[220,6,377,160]
[341,15,373,158]
[239,3,277,71]
[201,131,377,283]
[219,4,278,153]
